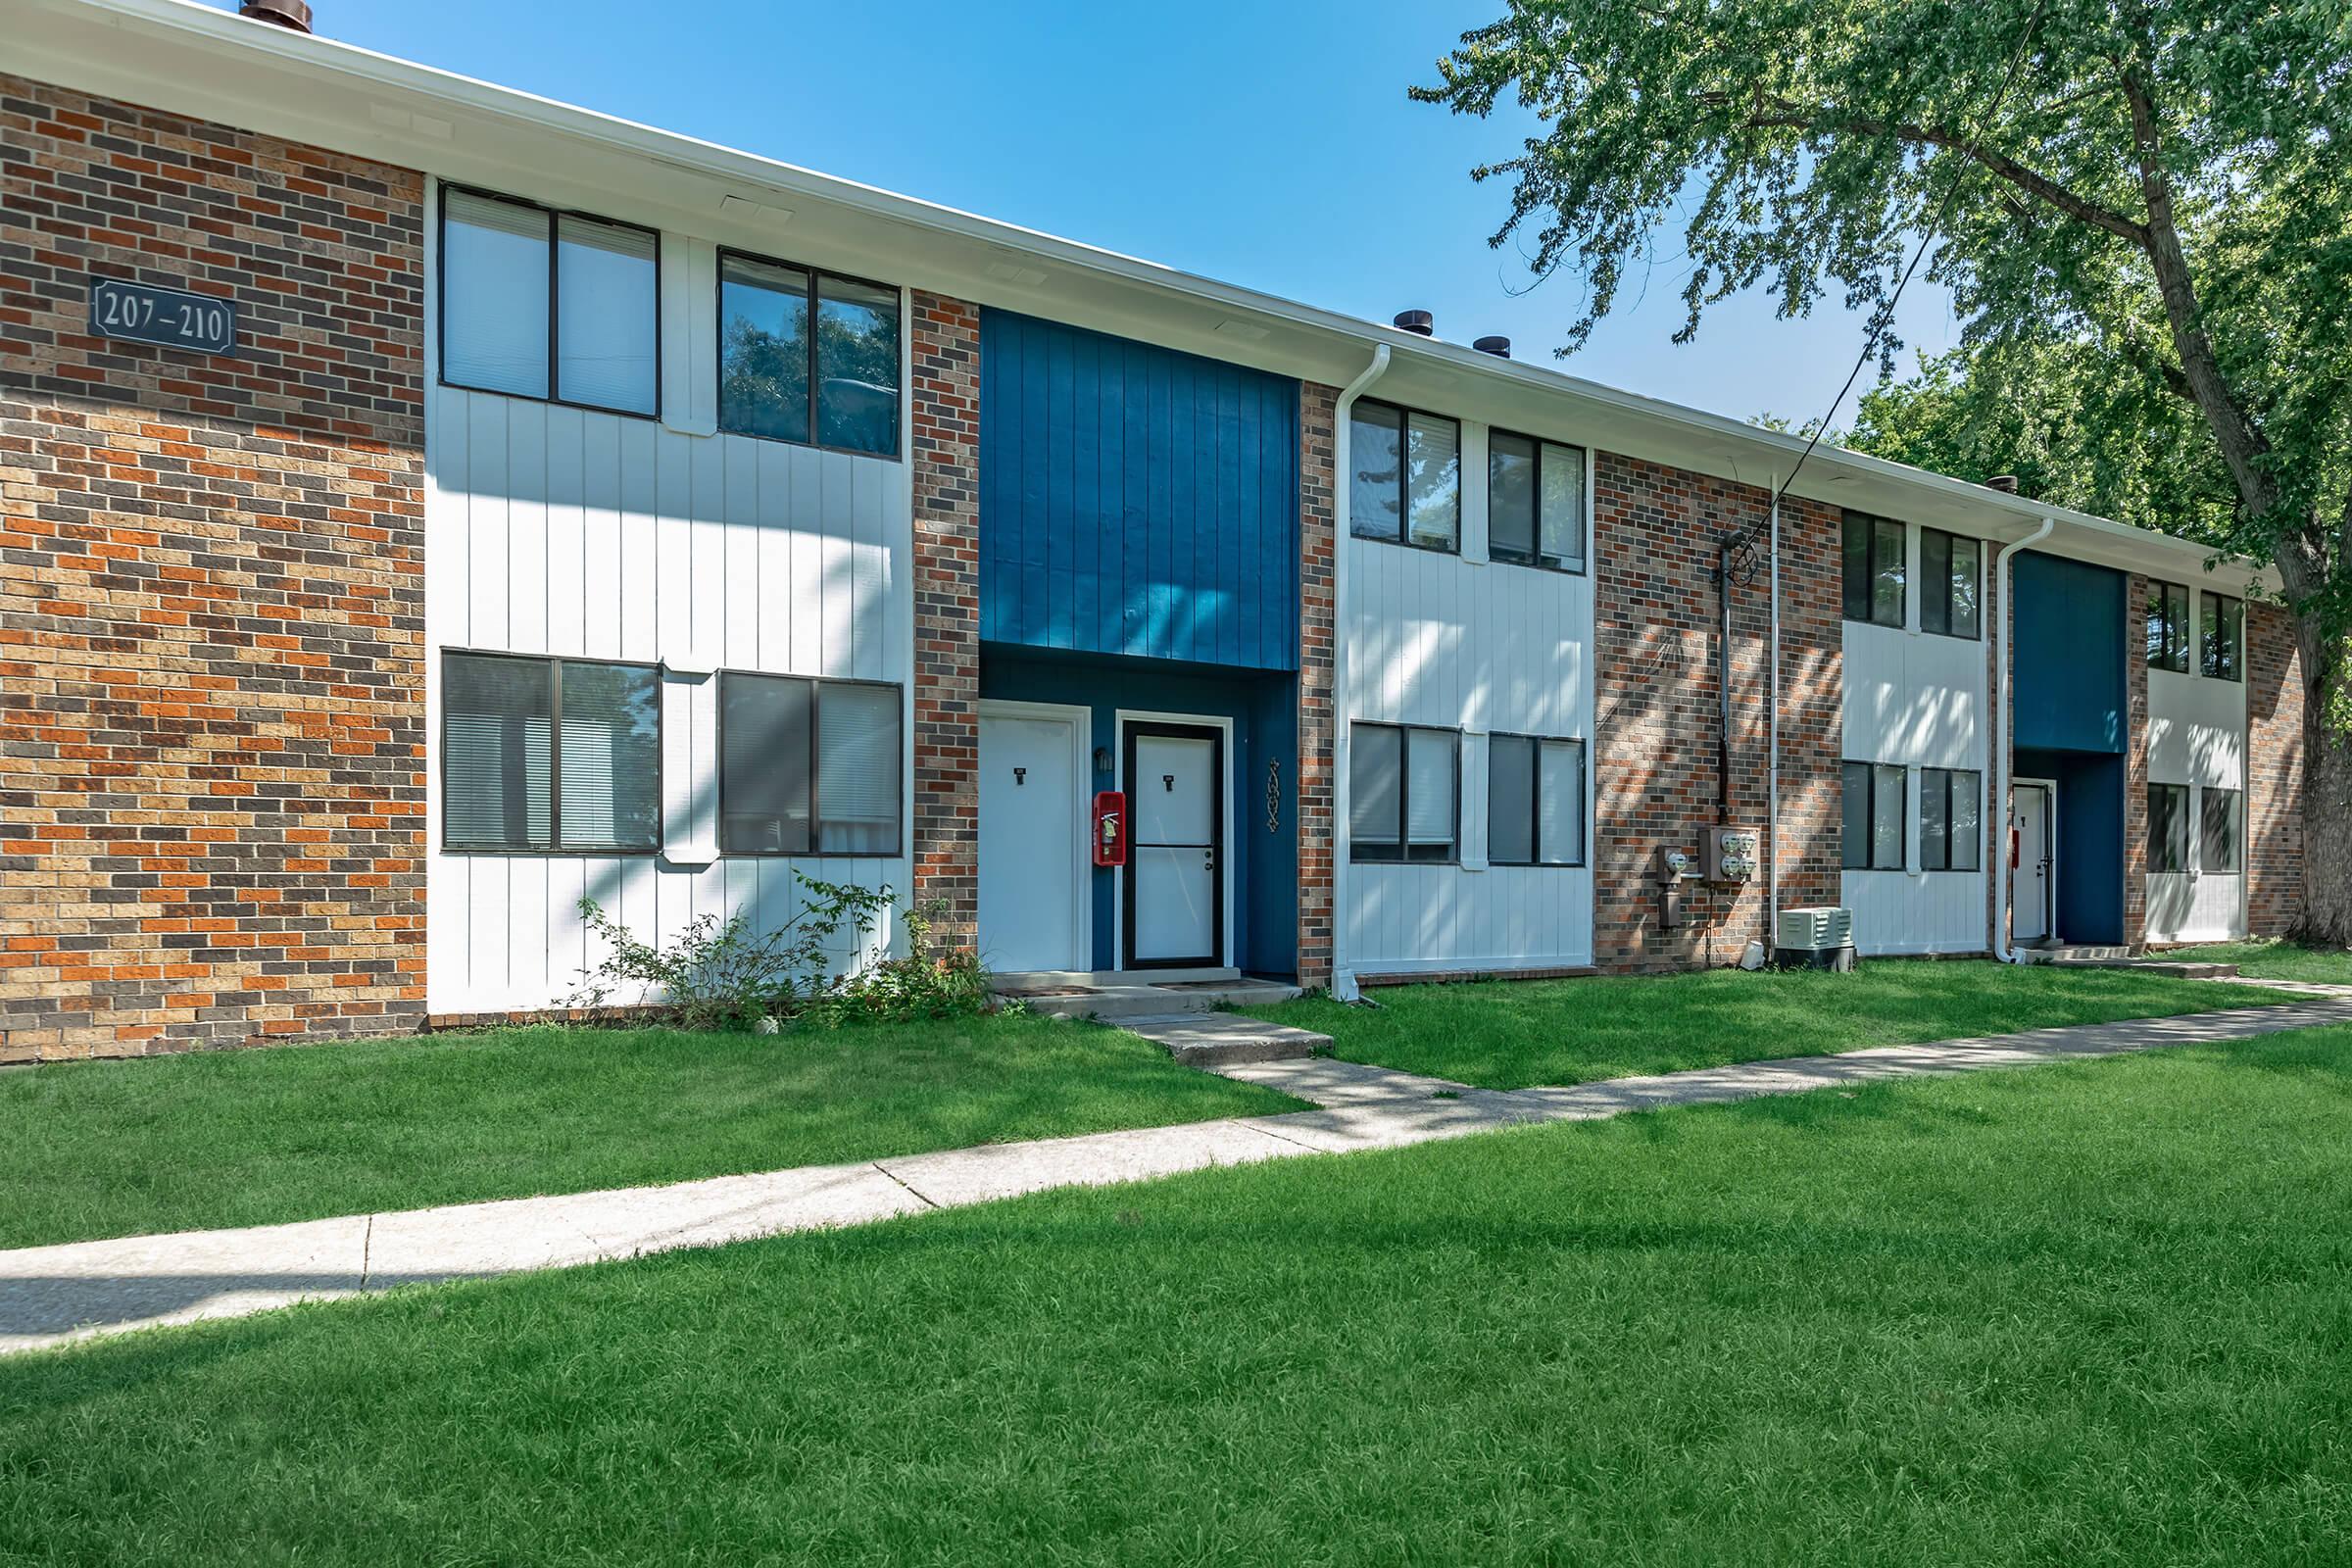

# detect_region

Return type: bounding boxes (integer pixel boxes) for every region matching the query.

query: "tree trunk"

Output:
[2293,620,2352,946]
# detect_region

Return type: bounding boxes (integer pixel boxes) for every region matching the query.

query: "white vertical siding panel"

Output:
[723,434,762,669]
[616,418,659,664]
[822,451,857,677]
[688,434,726,668]
[465,395,508,649]
[544,406,586,659]
[790,455,825,676]
[756,439,794,669]
[652,430,693,663]
[505,400,549,654]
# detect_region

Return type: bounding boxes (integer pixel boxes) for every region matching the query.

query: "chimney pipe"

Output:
[1472,335,1511,359]
[1984,474,2020,494]
[1392,310,1434,338]
[238,1,313,31]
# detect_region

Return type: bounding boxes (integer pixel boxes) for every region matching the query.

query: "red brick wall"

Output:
[907,291,982,948]
[1296,382,1337,988]
[2246,599,2307,936]
[1592,454,1841,970]
[0,76,425,1062]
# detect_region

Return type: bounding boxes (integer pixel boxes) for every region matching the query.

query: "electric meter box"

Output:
[1700,825,1759,883]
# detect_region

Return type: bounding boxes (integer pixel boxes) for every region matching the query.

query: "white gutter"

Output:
[1327,344,1392,1003]
[1990,515,2057,961]
[1767,482,1782,949]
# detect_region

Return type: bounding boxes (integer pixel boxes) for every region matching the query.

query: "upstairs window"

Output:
[1841,760,1906,869]
[719,673,904,856]
[1841,512,1905,627]
[1488,734,1587,866]
[443,653,662,853]
[2146,580,2191,672]
[1488,433,1588,572]
[719,252,901,457]
[440,187,659,416]
[1351,722,1458,861]
[2148,782,2190,873]
[1919,527,1982,639]
[2200,787,2243,874]
[2201,592,2243,682]
[1350,401,1460,552]
[1919,766,1983,872]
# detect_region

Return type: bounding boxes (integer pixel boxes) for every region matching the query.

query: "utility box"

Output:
[1700,825,1759,883]
[1651,846,1692,929]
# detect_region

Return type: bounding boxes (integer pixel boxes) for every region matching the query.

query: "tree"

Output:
[1419,0,2352,940]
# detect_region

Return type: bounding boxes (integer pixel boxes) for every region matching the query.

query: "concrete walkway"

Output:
[5,994,2350,1355]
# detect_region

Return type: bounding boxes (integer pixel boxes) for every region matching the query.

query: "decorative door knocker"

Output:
[1265,760,1281,832]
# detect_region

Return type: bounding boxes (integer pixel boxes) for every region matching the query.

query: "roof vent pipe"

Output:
[1472,335,1511,358]
[1984,474,2021,494]
[1393,310,1435,337]
[238,1,314,31]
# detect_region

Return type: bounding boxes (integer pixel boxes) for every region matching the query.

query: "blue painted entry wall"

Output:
[982,646,1298,979]
[2011,554,2129,945]
[979,310,1299,670]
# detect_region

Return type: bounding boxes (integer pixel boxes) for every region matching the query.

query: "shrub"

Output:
[567,878,992,1030]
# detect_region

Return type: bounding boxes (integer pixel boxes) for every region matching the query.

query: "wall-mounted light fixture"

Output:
[1093,746,1113,775]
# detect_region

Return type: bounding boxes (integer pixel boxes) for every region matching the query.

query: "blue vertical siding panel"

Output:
[978,309,1298,669]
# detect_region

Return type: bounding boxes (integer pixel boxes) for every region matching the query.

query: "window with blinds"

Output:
[1488,432,1588,573]
[442,653,660,853]
[718,673,903,857]
[441,186,659,417]
[1841,760,1906,870]
[1350,722,1458,862]
[1488,734,1587,866]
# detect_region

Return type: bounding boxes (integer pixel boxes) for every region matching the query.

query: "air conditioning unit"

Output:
[1777,906,1851,951]
[1774,906,1857,970]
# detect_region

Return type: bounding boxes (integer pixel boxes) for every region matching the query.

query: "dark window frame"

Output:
[1841,760,1907,870]
[1918,526,1982,640]
[2199,785,2243,874]
[1918,765,1984,872]
[439,648,665,856]
[1350,721,1461,863]
[2200,590,2244,682]
[1486,732,1589,867]
[1348,398,1462,555]
[2146,579,2191,672]
[716,669,906,859]
[1840,511,1907,628]
[2148,781,2191,874]
[1485,429,1590,576]
[436,182,663,421]
[715,247,905,461]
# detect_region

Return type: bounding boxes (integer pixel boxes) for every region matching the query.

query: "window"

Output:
[2145,580,2190,672]
[719,674,903,856]
[1840,512,1906,627]
[1919,528,1982,639]
[1841,760,1906,870]
[443,653,661,852]
[440,187,659,416]
[719,251,901,457]
[1349,401,1460,551]
[1488,734,1587,866]
[1351,723,1457,861]
[2200,786,2243,874]
[2148,782,2190,873]
[1488,433,1587,572]
[1918,766,1983,872]
[2201,592,2243,681]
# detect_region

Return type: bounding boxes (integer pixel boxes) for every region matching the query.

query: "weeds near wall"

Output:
[567,876,989,1031]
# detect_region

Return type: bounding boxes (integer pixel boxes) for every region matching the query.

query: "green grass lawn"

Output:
[0,1015,1300,1251]
[2164,937,2352,984]
[7,1029,2351,1564]
[1243,959,2292,1088]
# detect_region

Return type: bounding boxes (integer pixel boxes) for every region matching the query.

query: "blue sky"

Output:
[208,0,1962,425]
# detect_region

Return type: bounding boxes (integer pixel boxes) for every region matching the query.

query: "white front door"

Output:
[978,712,1082,972]
[1125,724,1221,967]
[2012,782,2053,943]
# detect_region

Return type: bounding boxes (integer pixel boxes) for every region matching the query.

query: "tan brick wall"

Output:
[1296,382,1336,988]
[907,291,981,947]
[0,75,424,1060]
[2246,599,2307,935]
[1591,455,1841,970]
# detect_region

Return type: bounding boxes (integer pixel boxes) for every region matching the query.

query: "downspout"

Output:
[1767,481,1781,949]
[1327,343,1392,1003]
[1991,515,2056,961]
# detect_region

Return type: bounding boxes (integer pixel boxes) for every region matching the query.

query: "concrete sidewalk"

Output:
[6,994,2349,1355]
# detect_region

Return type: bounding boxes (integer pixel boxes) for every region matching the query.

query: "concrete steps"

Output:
[992,970,1304,1023]
[1112,1011,1332,1068]
[2018,946,2240,979]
